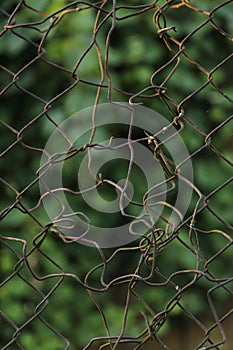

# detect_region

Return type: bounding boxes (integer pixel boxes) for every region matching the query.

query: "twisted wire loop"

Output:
[1,1,232,349]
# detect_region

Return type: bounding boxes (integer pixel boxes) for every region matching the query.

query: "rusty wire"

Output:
[0,1,233,349]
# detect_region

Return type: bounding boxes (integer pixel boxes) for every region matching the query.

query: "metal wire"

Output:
[1,1,232,349]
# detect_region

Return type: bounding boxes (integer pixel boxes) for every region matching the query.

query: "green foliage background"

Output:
[1,1,232,349]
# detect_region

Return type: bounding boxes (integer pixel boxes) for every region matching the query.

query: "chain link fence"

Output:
[1,1,233,349]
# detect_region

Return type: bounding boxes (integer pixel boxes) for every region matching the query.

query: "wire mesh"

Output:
[0,1,233,349]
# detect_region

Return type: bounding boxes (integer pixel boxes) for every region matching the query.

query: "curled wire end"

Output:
[157,26,177,36]
[98,173,104,185]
